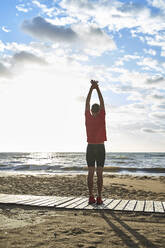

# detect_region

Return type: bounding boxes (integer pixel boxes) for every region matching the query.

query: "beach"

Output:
[0,173,165,247]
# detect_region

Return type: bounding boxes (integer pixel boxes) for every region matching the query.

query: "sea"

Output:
[0,152,165,176]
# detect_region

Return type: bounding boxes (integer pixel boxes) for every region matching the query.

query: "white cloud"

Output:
[145,34,165,49]
[144,48,156,56]
[114,54,140,66]
[32,0,56,17]
[16,4,29,13]
[161,49,165,57]
[142,128,165,134]
[46,16,78,26]
[149,92,165,102]
[2,26,11,33]
[150,112,165,120]
[73,24,116,56]
[137,57,160,71]
[0,62,12,78]
[12,51,47,65]
[145,75,165,84]
[59,0,165,35]
[0,40,5,52]
[148,0,165,11]
[21,17,116,56]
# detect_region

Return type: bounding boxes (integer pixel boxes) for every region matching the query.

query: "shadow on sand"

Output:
[100,211,159,248]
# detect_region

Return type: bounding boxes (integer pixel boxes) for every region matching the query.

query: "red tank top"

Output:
[85,109,107,143]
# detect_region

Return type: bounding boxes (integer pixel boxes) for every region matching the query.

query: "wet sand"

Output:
[0,173,165,248]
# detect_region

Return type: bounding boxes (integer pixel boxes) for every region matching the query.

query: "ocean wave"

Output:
[48,166,165,174]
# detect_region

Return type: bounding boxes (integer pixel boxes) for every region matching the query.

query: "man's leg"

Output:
[87,166,95,197]
[96,166,103,197]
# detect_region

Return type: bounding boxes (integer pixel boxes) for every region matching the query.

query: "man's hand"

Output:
[90,80,99,89]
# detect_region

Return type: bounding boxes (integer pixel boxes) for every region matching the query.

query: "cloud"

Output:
[152,103,165,113]
[146,75,165,84]
[146,34,165,47]
[144,48,156,56]
[118,1,146,14]
[2,26,11,33]
[0,50,47,80]
[156,104,165,109]
[73,24,116,55]
[16,4,29,13]
[32,0,56,17]
[137,57,160,71]
[0,40,5,52]
[148,0,165,11]
[21,17,116,56]
[151,112,165,119]
[58,0,165,40]
[60,0,96,13]
[0,62,12,78]
[161,49,165,57]
[22,16,78,43]
[149,93,165,101]
[141,127,165,134]
[12,51,47,65]
[142,128,157,133]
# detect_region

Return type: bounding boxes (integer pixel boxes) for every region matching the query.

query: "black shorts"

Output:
[86,144,105,167]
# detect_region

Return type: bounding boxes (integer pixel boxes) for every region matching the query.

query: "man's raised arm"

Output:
[95,84,105,110]
[85,81,97,111]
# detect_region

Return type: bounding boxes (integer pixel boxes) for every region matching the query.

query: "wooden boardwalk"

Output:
[0,194,164,213]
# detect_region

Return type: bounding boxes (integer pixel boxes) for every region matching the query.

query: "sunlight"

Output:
[0,66,87,151]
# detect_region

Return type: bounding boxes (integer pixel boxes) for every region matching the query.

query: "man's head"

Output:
[91,103,100,114]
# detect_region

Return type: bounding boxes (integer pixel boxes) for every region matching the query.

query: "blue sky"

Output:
[0,0,165,152]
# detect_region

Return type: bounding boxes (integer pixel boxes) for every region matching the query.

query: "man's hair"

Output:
[91,103,100,113]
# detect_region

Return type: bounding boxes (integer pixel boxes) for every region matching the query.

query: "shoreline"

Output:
[1,166,165,178]
[0,172,165,201]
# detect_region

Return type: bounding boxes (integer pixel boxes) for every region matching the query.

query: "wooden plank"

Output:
[84,202,97,209]
[74,200,89,209]
[56,197,81,208]
[93,199,114,210]
[53,197,75,207]
[30,197,66,207]
[9,195,48,204]
[0,194,11,200]
[84,199,109,210]
[154,201,164,213]
[134,200,145,212]
[0,195,27,203]
[0,194,8,198]
[65,198,88,209]
[18,197,58,206]
[85,199,114,210]
[123,200,137,211]
[114,200,129,211]
[102,199,114,209]
[15,197,54,205]
[36,197,65,207]
[106,199,121,210]
[16,196,61,205]
[145,200,154,212]
[0,194,38,201]
[0,194,22,200]
[162,202,165,211]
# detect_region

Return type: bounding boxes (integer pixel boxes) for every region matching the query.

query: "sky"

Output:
[0,0,165,152]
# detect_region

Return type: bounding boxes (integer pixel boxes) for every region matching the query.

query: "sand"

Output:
[0,173,165,248]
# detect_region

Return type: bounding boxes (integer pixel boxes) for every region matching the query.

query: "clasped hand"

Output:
[90,79,99,89]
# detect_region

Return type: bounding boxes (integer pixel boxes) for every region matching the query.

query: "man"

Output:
[85,80,107,205]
